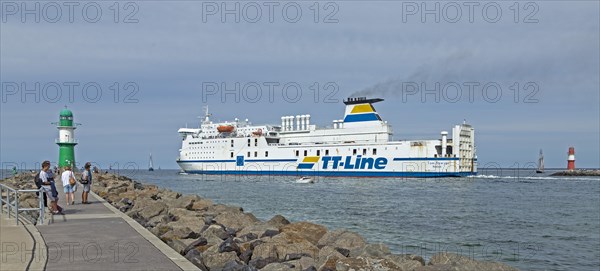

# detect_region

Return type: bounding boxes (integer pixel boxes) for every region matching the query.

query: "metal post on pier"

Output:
[6,188,11,219]
[39,188,44,225]
[15,193,19,225]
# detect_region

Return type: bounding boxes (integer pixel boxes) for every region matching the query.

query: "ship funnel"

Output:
[441,131,448,157]
[342,97,383,126]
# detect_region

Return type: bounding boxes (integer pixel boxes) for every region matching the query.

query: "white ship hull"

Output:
[177,98,477,178]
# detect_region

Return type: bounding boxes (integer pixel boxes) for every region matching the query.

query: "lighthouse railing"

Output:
[55,139,78,144]
[0,183,45,225]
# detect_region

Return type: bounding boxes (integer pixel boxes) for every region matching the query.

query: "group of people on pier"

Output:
[35,161,93,215]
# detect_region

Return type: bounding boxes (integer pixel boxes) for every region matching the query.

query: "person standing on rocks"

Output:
[39,161,60,214]
[81,162,93,204]
[61,165,76,205]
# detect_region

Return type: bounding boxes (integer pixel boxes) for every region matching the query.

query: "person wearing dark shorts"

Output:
[81,162,93,204]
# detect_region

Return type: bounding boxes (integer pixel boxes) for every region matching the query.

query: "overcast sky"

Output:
[1,1,598,170]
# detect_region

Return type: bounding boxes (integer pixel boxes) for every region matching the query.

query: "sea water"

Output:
[3,169,598,270]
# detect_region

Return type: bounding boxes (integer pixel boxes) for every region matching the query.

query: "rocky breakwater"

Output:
[93,173,519,271]
[550,169,600,177]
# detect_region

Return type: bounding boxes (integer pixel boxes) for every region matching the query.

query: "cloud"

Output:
[1,1,598,168]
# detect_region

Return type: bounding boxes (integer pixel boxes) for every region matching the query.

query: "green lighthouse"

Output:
[56,107,78,168]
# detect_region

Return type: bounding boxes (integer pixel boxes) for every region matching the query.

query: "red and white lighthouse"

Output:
[567,147,575,170]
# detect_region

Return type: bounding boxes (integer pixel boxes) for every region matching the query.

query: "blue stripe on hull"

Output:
[178,159,296,163]
[179,158,457,163]
[181,170,476,178]
[393,157,459,161]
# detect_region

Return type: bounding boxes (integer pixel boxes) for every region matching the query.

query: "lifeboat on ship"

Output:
[217,125,235,133]
[252,128,263,136]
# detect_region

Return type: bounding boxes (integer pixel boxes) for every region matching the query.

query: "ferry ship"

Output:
[176,97,477,177]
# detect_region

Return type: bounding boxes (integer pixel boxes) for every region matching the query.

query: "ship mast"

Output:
[201,105,212,125]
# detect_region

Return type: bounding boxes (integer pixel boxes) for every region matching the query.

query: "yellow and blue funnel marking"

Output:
[297,156,320,169]
[344,103,381,123]
[350,104,375,113]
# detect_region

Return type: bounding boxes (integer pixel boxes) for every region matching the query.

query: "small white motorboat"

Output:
[296,176,315,184]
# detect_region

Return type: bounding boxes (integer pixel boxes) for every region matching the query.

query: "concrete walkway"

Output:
[1,215,44,270]
[34,180,198,270]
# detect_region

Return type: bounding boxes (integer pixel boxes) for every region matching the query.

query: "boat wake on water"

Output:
[470,174,599,181]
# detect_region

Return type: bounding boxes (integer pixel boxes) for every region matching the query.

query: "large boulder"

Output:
[349,243,391,258]
[202,224,230,240]
[215,211,260,231]
[146,213,173,228]
[137,201,168,221]
[238,223,280,239]
[297,257,317,270]
[219,238,241,254]
[316,246,346,268]
[425,252,519,271]
[249,256,279,269]
[157,188,181,200]
[191,198,215,211]
[317,229,366,251]
[385,254,425,270]
[169,238,198,255]
[184,249,208,270]
[206,204,243,216]
[169,207,202,218]
[164,194,199,210]
[105,180,131,194]
[183,237,209,255]
[280,222,328,246]
[261,262,300,271]
[160,226,200,242]
[167,215,206,234]
[222,259,257,271]
[201,251,239,270]
[134,187,161,201]
[335,257,402,271]
[252,232,319,261]
[149,224,172,237]
[267,215,290,228]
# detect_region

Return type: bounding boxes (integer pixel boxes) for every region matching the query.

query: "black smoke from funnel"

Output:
[351,50,473,98]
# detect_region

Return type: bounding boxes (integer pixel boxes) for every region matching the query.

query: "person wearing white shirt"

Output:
[39,161,60,214]
[61,166,76,205]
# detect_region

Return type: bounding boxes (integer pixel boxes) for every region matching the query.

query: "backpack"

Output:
[80,171,89,184]
[34,172,42,188]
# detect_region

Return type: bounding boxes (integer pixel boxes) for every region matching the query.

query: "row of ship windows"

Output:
[188,151,215,160]
[294,148,378,157]
[228,148,380,159]
[232,151,269,158]
[189,139,259,147]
